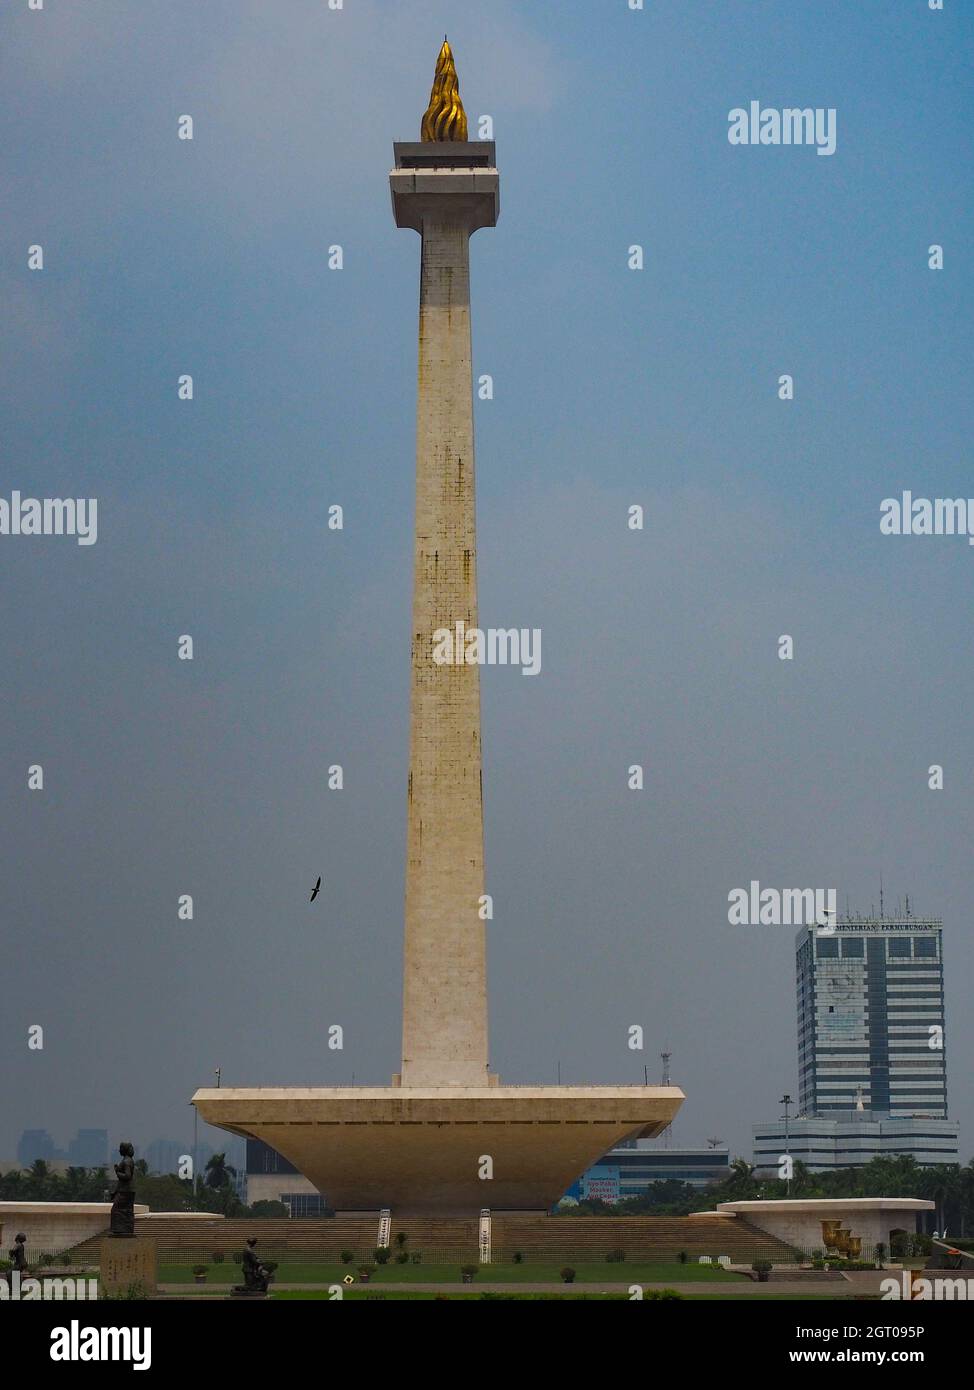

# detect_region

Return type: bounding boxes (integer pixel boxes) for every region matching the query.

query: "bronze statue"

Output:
[6,1232,27,1288]
[232,1237,273,1296]
[109,1141,136,1237]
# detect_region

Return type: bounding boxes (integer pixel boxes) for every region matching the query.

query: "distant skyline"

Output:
[8,1128,242,1175]
[3,2,971,1166]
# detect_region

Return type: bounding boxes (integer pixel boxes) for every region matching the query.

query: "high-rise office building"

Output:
[754,913,958,1174]
[16,1129,59,1165]
[796,915,947,1118]
[67,1129,108,1168]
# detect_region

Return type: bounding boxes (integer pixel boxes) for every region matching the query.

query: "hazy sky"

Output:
[3,0,971,1169]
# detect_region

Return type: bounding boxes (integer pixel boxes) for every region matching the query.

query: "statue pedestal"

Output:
[99,1236,157,1298]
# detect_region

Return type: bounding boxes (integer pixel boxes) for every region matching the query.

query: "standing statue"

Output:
[232,1237,273,1296]
[6,1233,28,1289]
[109,1141,136,1237]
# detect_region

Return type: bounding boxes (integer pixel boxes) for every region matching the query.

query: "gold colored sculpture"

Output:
[820,1218,862,1261]
[821,1219,842,1249]
[421,38,468,142]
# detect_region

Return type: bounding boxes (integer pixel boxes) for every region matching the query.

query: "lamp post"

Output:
[780,1093,793,1196]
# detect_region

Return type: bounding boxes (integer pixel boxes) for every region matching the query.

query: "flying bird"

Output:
[310,876,321,903]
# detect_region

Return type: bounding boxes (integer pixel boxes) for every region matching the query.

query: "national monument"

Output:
[193,42,684,1215]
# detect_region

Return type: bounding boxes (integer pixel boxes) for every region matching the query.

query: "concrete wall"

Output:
[717,1199,934,1255]
[0,1203,149,1259]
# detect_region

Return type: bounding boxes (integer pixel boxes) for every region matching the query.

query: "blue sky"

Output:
[2,0,972,1166]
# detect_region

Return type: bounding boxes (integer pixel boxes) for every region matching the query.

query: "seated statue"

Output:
[109,1142,136,1237]
[232,1238,273,1296]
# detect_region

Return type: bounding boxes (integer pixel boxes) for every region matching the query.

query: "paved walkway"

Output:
[160,1278,861,1298]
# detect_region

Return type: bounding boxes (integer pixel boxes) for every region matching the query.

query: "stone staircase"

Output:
[67,1212,799,1268]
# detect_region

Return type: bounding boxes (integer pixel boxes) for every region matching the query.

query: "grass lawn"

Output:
[160,1260,745,1286]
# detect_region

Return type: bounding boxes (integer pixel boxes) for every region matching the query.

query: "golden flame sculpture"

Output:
[421,38,468,142]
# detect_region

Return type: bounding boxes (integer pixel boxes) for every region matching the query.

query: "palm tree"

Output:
[64,1166,88,1199]
[25,1158,53,1199]
[726,1157,757,1199]
[918,1164,961,1233]
[789,1159,816,1196]
[204,1153,237,1190]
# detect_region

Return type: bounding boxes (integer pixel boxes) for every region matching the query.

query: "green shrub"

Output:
[340,1249,354,1264]
[212,1251,225,1264]
[645,1288,685,1300]
[560,1267,576,1284]
[676,1250,688,1265]
[100,1282,150,1301]
[374,1247,391,1265]
[512,1251,524,1264]
[605,1249,626,1264]
[395,1252,409,1265]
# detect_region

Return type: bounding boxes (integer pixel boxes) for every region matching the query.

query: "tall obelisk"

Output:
[193,48,684,1214]
[391,43,499,1086]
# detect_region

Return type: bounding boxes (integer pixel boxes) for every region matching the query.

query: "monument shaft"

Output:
[401,205,489,1086]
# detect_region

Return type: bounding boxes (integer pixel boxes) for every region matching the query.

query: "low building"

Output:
[566,1142,730,1203]
[753,1113,960,1175]
[245,1140,326,1215]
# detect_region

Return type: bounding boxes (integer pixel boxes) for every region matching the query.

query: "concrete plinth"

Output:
[193,1084,684,1215]
[99,1236,157,1298]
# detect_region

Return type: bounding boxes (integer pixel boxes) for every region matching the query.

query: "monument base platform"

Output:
[192,1084,684,1215]
[99,1235,157,1298]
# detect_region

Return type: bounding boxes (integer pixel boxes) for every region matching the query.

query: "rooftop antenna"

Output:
[905,893,911,917]
[880,873,884,920]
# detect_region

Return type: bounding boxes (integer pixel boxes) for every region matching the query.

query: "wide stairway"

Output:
[68,1213,797,1267]
[491,1214,796,1263]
